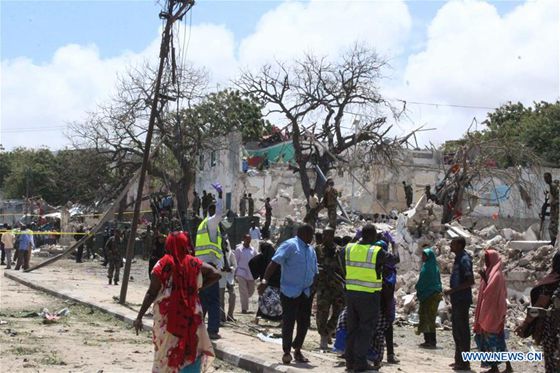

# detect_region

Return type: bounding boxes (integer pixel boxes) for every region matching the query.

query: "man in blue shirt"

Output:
[15,225,35,271]
[257,224,317,365]
[444,237,474,371]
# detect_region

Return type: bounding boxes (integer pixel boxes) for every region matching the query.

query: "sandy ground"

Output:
[0,273,244,373]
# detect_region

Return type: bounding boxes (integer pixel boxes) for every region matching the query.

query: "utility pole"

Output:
[119,0,195,305]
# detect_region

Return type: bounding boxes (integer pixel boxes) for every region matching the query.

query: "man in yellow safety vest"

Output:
[196,182,224,340]
[344,224,398,372]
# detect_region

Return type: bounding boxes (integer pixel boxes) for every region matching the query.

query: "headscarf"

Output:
[260,241,276,265]
[473,248,507,334]
[415,248,442,302]
[375,240,397,286]
[531,250,560,304]
[151,231,202,369]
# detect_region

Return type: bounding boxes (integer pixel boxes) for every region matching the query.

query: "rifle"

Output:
[538,191,549,240]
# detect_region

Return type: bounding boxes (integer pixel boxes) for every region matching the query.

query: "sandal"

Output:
[294,350,310,363]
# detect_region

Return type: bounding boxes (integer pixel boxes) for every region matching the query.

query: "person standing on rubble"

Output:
[544,172,559,246]
[106,229,123,285]
[321,179,339,229]
[343,224,397,372]
[305,189,320,227]
[444,237,474,371]
[195,183,224,340]
[516,250,560,373]
[248,193,255,217]
[239,193,247,217]
[403,181,413,207]
[315,226,345,351]
[415,247,442,349]
[257,224,318,365]
[473,248,513,373]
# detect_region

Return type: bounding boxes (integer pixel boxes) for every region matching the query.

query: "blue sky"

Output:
[1,0,557,150]
[2,0,523,63]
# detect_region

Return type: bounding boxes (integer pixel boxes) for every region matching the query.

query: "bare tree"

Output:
[436,133,541,224]
[69,63,208,215]
[236,44,411,199]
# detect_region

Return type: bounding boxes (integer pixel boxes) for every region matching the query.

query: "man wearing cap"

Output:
[196,183,224,340]
[343,224,397,372]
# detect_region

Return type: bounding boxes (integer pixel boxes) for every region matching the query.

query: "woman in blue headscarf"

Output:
[415,247,443,348]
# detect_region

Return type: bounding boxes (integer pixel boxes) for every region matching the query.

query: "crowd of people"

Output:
[127,182,560,373]
[2,174,558,373]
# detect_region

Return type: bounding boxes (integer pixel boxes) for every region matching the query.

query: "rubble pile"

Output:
[392,219,557,331]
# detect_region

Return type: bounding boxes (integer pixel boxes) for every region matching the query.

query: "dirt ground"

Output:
[0,274,244,373]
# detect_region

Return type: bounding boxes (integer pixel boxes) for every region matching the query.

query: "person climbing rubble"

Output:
[321,179,339,229]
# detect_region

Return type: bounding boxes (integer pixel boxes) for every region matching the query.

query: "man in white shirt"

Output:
[1,225,15,269]
[234,234,257,313]
[249,221,261,248]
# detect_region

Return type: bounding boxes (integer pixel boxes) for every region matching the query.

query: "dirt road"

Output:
[0,275,243,373]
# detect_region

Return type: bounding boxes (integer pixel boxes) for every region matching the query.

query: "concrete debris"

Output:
[378,210,559,329]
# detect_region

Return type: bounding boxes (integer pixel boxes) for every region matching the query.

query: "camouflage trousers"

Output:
[549,206,558,245]
[327,207,337,229]
[108,259,120,283]
[316,286,345,337]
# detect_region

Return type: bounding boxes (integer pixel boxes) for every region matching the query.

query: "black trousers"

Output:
[280,292,313,354]
[76,244,83,262]
[385,323,394,356]
[346,291,380,370]
[451,300,471,365]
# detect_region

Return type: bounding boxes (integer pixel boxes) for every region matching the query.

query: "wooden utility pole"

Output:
[119,0,195,304]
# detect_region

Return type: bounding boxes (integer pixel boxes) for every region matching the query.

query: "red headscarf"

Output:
[473,248,507,334]
[152,231,202,369]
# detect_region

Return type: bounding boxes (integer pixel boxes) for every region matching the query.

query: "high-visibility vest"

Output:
[345,243,382,293]
[195,218,223,263]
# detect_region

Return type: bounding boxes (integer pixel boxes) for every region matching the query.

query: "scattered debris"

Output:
[39,308,70,324]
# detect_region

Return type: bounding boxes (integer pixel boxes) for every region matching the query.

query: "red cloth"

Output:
[152,231,202,369]
[474,249,507,334]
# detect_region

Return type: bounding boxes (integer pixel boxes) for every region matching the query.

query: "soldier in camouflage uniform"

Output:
[545,172,559,246]
[315,226,345,350]
[321,179,339,229]
[105,229,123,285]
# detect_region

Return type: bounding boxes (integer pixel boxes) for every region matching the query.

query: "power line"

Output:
[394,98,497,110]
